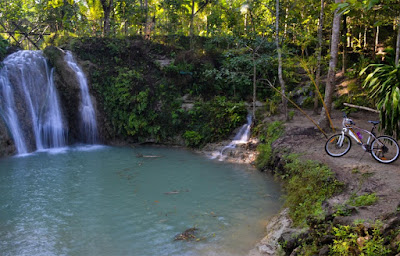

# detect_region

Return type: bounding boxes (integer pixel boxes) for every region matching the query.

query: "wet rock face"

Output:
[44,46,81,143]
[44,46,104,144]
[0,118,16,157]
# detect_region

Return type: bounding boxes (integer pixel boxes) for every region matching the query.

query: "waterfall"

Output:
[0,50,67,154]
[211,114,252,160]
[0,70,28,154]
[64,51,98,144]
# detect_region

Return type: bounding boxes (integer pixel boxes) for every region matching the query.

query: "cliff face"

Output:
[44,46,105,144]
[0,118,16,157]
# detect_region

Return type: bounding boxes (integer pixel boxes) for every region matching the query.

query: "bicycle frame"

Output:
[340,118,378,152]
[326,115,399,163]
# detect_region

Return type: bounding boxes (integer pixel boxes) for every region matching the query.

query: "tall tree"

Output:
[100,0,114,35]
[275,0,287,120]
[396,15,400,66]
[314,0,325,114]
[319,0,342,128]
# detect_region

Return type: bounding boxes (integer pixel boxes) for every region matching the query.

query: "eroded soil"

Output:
[268,109,400,224]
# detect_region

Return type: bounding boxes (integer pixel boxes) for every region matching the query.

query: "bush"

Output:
[361,63,400,139]
[330,224,391,255]
[255,121,284,169]
[347,193,378,207]
[184,96,247,147]
[282,154,342,227]
[183,131,203,148]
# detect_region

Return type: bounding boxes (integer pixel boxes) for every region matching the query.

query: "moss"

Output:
[255,121,284,169]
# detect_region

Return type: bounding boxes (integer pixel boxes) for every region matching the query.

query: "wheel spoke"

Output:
[371,136,399,163]
[325,134,351,157]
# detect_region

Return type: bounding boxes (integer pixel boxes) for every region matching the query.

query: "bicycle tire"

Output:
[370,136,400,164]
[325,134,352,157]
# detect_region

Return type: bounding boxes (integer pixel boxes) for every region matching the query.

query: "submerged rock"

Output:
[174,227,198,241]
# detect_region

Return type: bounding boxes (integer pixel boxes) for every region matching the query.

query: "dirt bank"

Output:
[279,109,400,223]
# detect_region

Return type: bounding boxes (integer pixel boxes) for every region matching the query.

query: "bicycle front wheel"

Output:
[325,134,352,157]
[370,136,400,164]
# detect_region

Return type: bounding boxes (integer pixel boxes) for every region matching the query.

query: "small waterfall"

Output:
[0,50,67,154]
[0,70,28,154]
[211,114,252,160]
[64,51,98,144]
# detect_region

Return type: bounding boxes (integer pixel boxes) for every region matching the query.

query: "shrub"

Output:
[347,193,378,207]
[330,224,391,255]
[185,96,247,147]
[255,121,284,169]
[282,154,342,227]
[360,63,400,139]
[183,131,203,148]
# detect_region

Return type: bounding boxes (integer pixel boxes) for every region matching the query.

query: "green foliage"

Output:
[333,204,353,217]
[347,193,378,207]
[282,154,342,227]
[256,144,274,170]
[256,120,284,144]
[99,67,161,140]
[184,96,247,147]
[288,110,295,120]
[361,63,400,139]
[183,131,203,148]
[330,224,391,255]
[0,36,9,61]
[255,121,284,169]
[69,37,188,142]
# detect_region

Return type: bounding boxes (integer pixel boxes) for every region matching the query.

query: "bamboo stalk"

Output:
[300,60,336,132]
[343,103,380,113]
[265,79,328,138]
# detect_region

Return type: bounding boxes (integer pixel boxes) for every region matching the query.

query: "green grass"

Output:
[281,154,343,227]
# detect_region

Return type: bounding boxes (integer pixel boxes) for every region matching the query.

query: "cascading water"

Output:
[0,70,28,154]
[64,51,98,144]
[0,51,67,154]
[211,113,252,160]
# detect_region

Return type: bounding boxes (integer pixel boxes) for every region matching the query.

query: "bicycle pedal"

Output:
[362,144,371,152]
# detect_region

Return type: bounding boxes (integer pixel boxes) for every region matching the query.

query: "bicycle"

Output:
[325,114,400,164]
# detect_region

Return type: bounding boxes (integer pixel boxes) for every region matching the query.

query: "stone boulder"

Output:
[248,208,293,256]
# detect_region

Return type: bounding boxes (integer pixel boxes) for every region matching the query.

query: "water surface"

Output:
[0,146,282,256]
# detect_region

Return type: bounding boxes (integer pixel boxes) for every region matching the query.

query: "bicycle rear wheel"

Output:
[325,134,352,157]
[370,136,400,164]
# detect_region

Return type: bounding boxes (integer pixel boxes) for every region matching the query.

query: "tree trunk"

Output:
[374,25,379,53]
[364,26,367,48]
[314,0,324,114]
[100,0,113,36]
[319,0,342,129]
[396,16,400,66]
[189,0,195,49]
[276,0,288,120]
[252,53,257,121]
[144,0,150,39]
[342,14,347,73]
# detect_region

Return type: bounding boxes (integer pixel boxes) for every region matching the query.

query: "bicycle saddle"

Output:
[368,121,380,125]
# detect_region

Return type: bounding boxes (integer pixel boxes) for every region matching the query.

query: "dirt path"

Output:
[276,108,400,224]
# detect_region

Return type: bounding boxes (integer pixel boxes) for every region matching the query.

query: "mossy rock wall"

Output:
[0,118,15,157]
